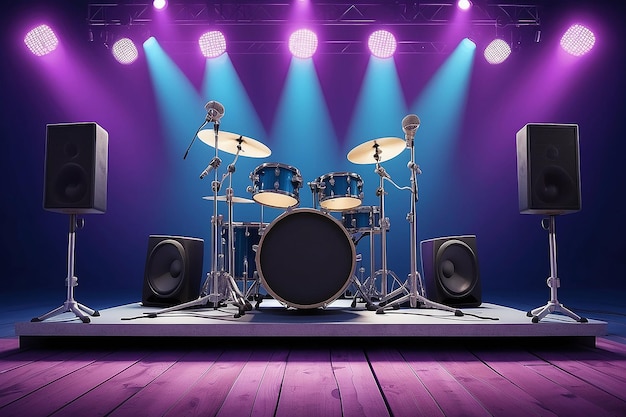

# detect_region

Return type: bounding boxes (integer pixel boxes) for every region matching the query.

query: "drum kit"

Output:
[146,103,464,319]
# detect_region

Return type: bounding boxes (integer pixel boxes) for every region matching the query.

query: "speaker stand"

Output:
[32,214,100,324]
[527,215,588,323]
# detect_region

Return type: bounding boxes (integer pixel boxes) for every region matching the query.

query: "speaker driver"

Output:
[146,239,186,297]
[436,240,478,297]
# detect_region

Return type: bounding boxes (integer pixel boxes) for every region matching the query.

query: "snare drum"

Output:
[316,172,363,211]
[342,206,382,233]
[250,162,302,209]
[222,222,262,280]
[256,209,356,309]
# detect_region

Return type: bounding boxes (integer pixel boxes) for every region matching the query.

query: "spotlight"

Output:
[112,38,139,64]
[483,38,511,64]
[199,31,226,58]
[560,24,595,56]
[288,29,318,59]
[367,30,397,59]
[153,0,167,10]
[457,0,472,11]
[24,24,59,56]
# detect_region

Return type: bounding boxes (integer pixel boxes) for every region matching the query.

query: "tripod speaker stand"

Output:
[32,214,100,323]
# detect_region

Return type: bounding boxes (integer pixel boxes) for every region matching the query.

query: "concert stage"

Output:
[15,299,606,348]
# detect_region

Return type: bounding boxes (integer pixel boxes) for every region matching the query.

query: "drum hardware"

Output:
[347,254,377,310]
[375,115,463,316]
[146,112,270,319]
[348,137,406,303]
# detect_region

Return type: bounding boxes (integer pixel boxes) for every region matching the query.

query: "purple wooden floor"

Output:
[1,337,625,417]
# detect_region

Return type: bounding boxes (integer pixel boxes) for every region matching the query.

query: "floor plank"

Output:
[367,348,445,417]
[0,350,142,417]
[48,350,185,417]
[107,349,222,417]
[216,349,288,417]
[331,348,390,417]
[275,349,343,417]
[164,349,252,416]
[473,348,616,417]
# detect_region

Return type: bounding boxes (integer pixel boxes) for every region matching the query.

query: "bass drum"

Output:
[256,209,356,309]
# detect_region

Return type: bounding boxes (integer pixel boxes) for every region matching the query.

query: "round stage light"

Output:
[24,24,59,56]
[199,31,227,58]
[457,0,472,11]
[560,24,595,56]
[367,30,397,59]
[288,29,318,59]
[483,39,511,64]
[112,38,139,64]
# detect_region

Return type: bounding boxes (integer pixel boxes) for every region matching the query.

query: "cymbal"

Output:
[347,137,406,164]
[197,130,271,158]
[202,195,255,204]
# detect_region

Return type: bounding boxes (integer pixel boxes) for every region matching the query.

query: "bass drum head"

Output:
[256,209,356,309]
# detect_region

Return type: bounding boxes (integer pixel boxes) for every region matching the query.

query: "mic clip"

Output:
[200,156,222,179]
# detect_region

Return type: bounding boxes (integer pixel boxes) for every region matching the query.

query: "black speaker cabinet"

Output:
[43,122,108,214]
[516,123,581,215]
[420,235,481,307]
[142,235,204,307]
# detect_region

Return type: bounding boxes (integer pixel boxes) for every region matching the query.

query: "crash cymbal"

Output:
[197,130,271,158]
[347,137,406,164]
[202,195,255,204]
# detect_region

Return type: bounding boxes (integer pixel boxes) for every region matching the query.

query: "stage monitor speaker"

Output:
[142,235,204,307]
[420,235,481,307]
[516,123,581,215]
[43,122,108,214]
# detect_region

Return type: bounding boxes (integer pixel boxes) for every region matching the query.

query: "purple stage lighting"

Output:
[457,0,472,11]
[153,0,167,10]
[288,29,318,59]
[199,31,226,58]
[24,24,59,56]
[483,39,511,64]
[112,38,139,64]
[560,24,595,56]
[367,30,397,59]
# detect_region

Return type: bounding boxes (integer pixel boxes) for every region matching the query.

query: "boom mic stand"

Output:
[376,136,462,316]
[146,124,250,319]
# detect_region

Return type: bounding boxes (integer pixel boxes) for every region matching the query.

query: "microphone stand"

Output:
[145,123,250,319]
[376,137,463,316]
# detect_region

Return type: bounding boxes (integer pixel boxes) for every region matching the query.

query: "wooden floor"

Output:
[1,335,626,417]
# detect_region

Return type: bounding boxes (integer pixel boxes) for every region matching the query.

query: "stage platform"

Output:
[15,298,606,347]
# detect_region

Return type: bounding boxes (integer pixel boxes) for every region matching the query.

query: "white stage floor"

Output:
[15,299,606,346]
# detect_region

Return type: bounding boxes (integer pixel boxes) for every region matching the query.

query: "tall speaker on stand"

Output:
[516,123,587,323]
[32,122,108,323]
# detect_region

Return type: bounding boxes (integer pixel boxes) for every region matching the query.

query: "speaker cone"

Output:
[146,239,186,297]
[435,239,478,297]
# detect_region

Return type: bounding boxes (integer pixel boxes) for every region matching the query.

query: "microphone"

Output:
[199,157,221,179]
[402,114,421,148]
[205,100,225,123]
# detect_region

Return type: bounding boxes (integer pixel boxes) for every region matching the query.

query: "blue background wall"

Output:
[1,0,624,308]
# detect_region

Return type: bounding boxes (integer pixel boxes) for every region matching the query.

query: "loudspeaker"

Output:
[420,235,481,307]
[516,123,581,215]
[43,122,108,214]
[142,235,204,307]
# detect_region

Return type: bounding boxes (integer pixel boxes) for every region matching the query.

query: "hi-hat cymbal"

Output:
[347,137,406,164]
[202,195,255,204]
[197,130,271,158]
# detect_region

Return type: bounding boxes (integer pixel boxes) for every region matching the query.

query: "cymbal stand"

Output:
[32,214,100,323]
[371,158,404,305]
[146,125,249,319]
[376,140,462,316]
[526,216,588,323]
